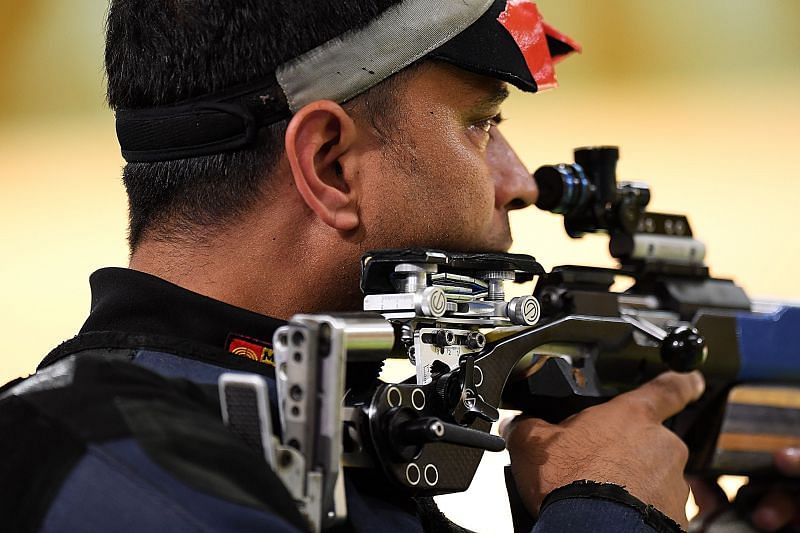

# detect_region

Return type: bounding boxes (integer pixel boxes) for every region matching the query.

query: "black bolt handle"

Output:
[399,416,505,452]
[623,315,708,373]
[660,326,707,372]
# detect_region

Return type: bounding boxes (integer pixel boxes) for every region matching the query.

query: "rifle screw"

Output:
[291,330,305,346]
[400,324,414,344]
[435,329,456,347]
[466,331,486,350]
[290,385,303,400]
[279,449,293,467]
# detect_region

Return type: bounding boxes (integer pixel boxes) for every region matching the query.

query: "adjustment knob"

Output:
[660,326,707,372]
[481,271,515,281]
[507,296,541,326]
[482,271,514,301]
[451,355,499,424]
[416,286,447,317]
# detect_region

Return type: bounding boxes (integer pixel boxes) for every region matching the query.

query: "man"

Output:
[0,0,785,531]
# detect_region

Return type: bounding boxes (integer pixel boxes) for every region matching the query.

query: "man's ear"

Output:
[285,100,360,232]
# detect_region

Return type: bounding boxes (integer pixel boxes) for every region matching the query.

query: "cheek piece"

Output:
[114,0,579,164]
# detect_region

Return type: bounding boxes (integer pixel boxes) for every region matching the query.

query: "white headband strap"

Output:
[276,0,494,112]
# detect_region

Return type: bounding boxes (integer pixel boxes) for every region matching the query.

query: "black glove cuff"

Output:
[540,480,685,533]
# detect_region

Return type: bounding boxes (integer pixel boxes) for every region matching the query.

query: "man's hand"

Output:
[750,448,800,531]
[691,448,800,531]
[503,371,705,529]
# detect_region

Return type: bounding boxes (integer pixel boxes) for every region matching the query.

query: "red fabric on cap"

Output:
[543,21,582,63]
[498,1,578,90]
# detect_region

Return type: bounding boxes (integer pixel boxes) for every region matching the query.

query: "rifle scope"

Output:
[533,146,651,239]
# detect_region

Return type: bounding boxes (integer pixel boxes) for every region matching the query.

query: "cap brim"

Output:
[428,0,580,93]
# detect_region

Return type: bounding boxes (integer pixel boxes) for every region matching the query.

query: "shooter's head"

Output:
[106,1,578,314]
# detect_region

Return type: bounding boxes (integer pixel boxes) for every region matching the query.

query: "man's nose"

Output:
[488,128,538,211]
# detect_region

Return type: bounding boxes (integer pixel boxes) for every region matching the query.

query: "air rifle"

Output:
[221,147,800,531]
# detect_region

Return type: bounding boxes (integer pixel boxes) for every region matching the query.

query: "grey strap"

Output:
[276,0,494,111]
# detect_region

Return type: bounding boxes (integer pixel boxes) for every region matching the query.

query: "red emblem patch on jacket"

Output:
[227,335,275,366]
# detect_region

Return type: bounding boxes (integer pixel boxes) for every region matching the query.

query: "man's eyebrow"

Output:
[473,84,510,113]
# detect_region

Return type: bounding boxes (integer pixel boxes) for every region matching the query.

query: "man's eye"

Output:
[476,113,505,133]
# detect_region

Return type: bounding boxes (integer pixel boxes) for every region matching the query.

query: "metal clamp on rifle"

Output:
[348,250,543,496]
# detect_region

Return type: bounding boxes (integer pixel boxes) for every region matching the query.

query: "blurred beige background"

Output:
[0,1,798,530]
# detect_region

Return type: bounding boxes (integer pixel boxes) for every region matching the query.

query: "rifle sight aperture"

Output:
[534,147,709,270]
[533,146,650,239]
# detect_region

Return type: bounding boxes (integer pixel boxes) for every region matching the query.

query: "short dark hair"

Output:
[105,0,402,249]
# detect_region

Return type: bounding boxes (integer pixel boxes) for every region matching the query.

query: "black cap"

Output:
[430,0,579,93]
[116,0,579,163]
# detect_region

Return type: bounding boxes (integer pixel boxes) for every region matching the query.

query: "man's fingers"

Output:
[751,489,796,531]
[618,371,705,421]
[775,448,800,477]
[500,415,554,443]
[687,476,728,517]
[498,416,513,439]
